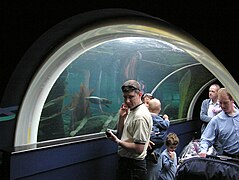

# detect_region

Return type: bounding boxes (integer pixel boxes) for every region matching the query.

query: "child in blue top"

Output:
[147,98,170,157]
[145,98,170,180]
[159,133,179,180]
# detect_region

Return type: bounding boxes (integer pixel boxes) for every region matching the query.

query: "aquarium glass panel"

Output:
[38,37,214,141]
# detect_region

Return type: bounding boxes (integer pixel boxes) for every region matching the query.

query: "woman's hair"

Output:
[165,133,179,146]
[142,93,154,101]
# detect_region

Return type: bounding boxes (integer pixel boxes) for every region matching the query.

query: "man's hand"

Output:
[148,140,155,150]
[119,103,128,119]
[106,130,120,143]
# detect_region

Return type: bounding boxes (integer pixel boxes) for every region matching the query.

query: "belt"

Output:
[119,157,146,162]
[223,151,239,159]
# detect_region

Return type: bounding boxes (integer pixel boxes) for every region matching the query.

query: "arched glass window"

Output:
[38,37,214,141]
[15,12,239,145]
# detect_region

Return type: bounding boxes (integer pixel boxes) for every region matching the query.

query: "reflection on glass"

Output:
[38,37,214,141]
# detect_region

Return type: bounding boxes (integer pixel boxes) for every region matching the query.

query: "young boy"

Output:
[159,133,179,180]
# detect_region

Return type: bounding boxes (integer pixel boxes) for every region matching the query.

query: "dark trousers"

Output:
[117,157,147,180]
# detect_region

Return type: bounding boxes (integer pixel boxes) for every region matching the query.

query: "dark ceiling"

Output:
[1,0,239,98]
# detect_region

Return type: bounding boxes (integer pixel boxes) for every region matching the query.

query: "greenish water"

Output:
[38,37,214,142]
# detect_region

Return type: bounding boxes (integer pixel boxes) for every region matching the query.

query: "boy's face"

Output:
[167,144,177,152]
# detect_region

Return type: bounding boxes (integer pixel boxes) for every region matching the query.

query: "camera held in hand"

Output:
[105,129,112,137]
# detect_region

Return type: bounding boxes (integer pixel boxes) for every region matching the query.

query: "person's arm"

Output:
[156,116,170,130]
[200,100,212,123]
[117,116,125,139]
[107,131,145,154]
[109,113,150,155]
[199,118,217,157]
[116,104,128,138]
[162,153,174,170]
[117,140,145,154]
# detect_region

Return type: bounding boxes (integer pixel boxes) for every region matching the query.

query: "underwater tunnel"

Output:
[8,9,238,146]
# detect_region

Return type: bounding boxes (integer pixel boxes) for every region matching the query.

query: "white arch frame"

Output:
[151,63,201,94]
[15,21,239,146]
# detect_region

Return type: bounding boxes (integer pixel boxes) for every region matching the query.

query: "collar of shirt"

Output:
[209,99,219,105]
